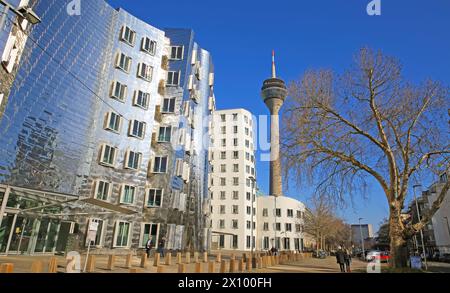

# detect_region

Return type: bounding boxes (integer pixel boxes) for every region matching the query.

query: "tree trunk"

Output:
[389,207,408,268]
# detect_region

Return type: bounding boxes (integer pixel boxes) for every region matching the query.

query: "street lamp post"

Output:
[444,217,450,239]
[249,176,256,268]
[0,0,41,30]
[359,218,365,260]
[413,184,428,270]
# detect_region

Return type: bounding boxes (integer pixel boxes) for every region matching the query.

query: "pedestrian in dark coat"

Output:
[145,238,154,258]
[335,246,346,272]
[344,249,352,272]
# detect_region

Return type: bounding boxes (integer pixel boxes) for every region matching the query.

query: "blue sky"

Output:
[107,0,450,231]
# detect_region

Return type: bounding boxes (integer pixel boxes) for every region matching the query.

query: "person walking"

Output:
[344,248,352,272]
[145,238,154,258]
[335,246,346,273]
[158,237,166,257]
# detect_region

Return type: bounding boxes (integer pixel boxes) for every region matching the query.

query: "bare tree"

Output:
[282,48,449,268]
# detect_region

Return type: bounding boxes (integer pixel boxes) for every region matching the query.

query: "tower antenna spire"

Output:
[272,50,277,78]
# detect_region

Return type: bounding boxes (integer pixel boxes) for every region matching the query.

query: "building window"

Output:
[153,157,168,173]
[220,178,226,186]
[167,71,180,86]
[233,138,238,147]
[244,116,249,124]
[246,221,251,229]
[104,112,121,133]
[294,238,300,251]
[169,46,184,60]
[219,235,225,248]
[137,63,153,81]
[125,150,142,170]
[283,238,291,250]
[245,128,249,135]
[275,209,282,217]
[263,209,268,217]
[245,140,250,148]
[232,220,238,229]
[233,177,239,186]
[296,224,302,232]
[220,114,226,122]
[246,192,251,201]
[94,180,111,201]
[246,206,251,215]
[220,191,226,200]
[246,179,251,187]
[220,152,226,159]
[233,151,239,159]
[100,144,117,167]
[129,120,146,139]
[162,97,176,113]
[263,237,270,250]
[220,164,226,173]
[263,222,269,231]
[141,223,158,247]
[297,211,303,218]
[114,221,131,247]
[120,185,136,205]
[275,223,281,231]
[245,152,250,161]
[233,164,239,172]
[116,52,132,73]
[286,223,292,232]
[219,220,225,229]
[87,219,104,247]
[111,81,127,102]
[246,236,251,248]
[232,113,238,121]
[220,205,226,214]
[147,189,163,207]
[232,235,238,249]
[232,191,239,200]
[232,205,239,214]
[221,139,226,147]
[221,126,226,134]
[232,126,238,134]
[133,90,150,109]
[287,209,294,218]
[158,126,172,142]
[120,26,136,46]
[246,165,250,174]
[141,37,157,55]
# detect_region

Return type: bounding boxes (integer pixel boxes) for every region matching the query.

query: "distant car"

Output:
[366,250,390,263]
[313,250,327,259]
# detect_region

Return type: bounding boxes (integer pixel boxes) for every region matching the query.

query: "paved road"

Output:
[256,257,370,273]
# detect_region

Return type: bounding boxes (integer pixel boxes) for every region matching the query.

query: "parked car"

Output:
[313,250,327,259]
[366,250,390,263]
[439,254,450,263]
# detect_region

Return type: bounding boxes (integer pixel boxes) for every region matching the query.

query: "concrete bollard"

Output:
[203,252,208,263]
[231,253,235,261]
[239,259,245,272]
[157,266,164,273]
[246,258,252,271]
[186,252,191,264]
[48,257,58,273]
[165,253,172,266]
[178,263,186,273]
[125,253,133,269]
[130,268,140,273]
[140,253,148,268]
[229,259,236,273]
[107,255,116,271]
[31,261,43,273]
[194,252,199,263]
[0,263,14,273]
[208,261,215,273]
[195,262,202,273]
[153,253,160,267]
[258,257,262,269]
[177,252,182,264]
[216,253,221,263]
[86,255,96,273]
[220,260,227,273]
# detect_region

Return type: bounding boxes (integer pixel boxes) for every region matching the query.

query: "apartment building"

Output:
[209,109,257,251]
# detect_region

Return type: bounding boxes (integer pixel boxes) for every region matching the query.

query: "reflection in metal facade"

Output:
[0,0,216,253]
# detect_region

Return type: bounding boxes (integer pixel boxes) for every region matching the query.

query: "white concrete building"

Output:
[257,195,306,252]
[209,109,257,251]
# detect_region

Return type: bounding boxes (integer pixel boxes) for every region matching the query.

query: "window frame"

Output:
[124,150,142,170]
[137,62,154,81]
[141,37,157,55]
[146,188,164,208]
[167,71,181,86]
[104,111,122,133]
[169,45,184,60]
[113,220,132,248]
[152,156,168,174]
[110,81,127,102]
[120,25,136,47]
[120,184,136,205]
[129,120,146,139]
[99,144,117,167]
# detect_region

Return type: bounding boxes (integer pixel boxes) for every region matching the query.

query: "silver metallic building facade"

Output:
[0,0,214,255]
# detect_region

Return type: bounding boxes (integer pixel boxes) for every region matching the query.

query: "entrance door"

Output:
[0,214,15,253]
[8,216,38,254]
[56,222,72,253]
